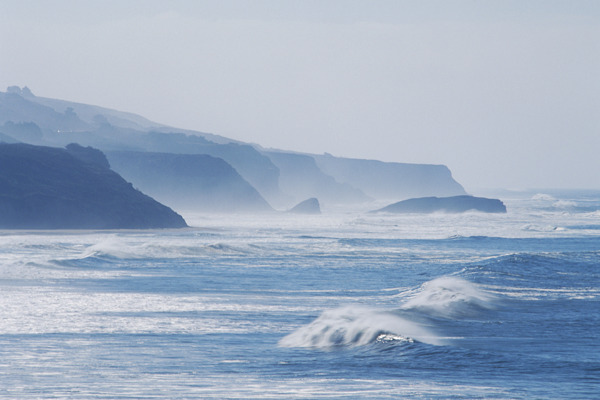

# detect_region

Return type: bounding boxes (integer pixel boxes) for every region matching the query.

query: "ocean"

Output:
[1,191,599,399]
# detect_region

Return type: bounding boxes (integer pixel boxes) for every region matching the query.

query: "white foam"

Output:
[401,276,497,318]
[532,193,556,201]
[83,236,136,259]
[279,276,500,349]
[278,305,442,348]
[553,200,577,209]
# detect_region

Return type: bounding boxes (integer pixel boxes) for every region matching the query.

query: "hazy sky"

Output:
[1,0,599,190]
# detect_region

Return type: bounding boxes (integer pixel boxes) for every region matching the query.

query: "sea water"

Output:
[0,191,599,399]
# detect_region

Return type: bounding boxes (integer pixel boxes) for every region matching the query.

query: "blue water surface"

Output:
[0,200,599,399]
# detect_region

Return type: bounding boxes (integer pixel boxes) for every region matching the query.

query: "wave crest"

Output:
[73,238,254,260]
[401,277,497,318]
[279,277,498,349]
[278,306,442,349]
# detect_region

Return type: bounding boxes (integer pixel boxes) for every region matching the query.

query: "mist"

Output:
[1,0,599,190]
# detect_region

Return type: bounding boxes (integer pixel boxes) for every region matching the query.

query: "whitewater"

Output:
[0,192,599,399]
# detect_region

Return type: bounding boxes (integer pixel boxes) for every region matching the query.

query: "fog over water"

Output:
[1,0,599,190]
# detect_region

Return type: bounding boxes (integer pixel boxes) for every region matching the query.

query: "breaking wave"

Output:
[278,306,441,348]
[279,276,495,349]
[400,277,497,318]
[70,238,256,261]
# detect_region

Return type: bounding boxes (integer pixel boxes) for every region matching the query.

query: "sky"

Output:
[1,0,599,191]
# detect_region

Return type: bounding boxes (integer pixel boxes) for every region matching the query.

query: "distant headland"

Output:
[1,86,472,216]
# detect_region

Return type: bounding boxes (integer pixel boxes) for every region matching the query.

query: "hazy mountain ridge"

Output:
[0,88,283,205]
[138,132,281,201]
[264,150,371,207]
[0,86,470,211]
[314,153,466,200]
[0,90,87,135]
[0,130,19,144]
[106,151,273,213]
[0,143,187,229]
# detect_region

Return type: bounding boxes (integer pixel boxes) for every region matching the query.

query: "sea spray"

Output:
[400,276,497,319]
[278,305,442,348]
[1,198,598,399]
[279,276,497,349]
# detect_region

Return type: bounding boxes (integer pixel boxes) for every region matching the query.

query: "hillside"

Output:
[1,86,471,209]
[314,153,466,200]
[106,151,273,213]
[0,88,282,202]
[0,143,187,229]
[264,151,370,206]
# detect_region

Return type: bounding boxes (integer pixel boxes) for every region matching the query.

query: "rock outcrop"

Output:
[373,195,507,214]
[288,198,321,214]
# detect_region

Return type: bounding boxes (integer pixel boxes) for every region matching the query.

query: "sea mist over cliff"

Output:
[0,87,468,216]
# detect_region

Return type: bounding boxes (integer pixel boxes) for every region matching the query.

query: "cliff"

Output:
[1,87,472,209]
[264,151,370,207]
[0,89,282,202]
[138,132,281,201]
[0,143,187,229]
[314,153,466,201]
[105,151,273,213]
